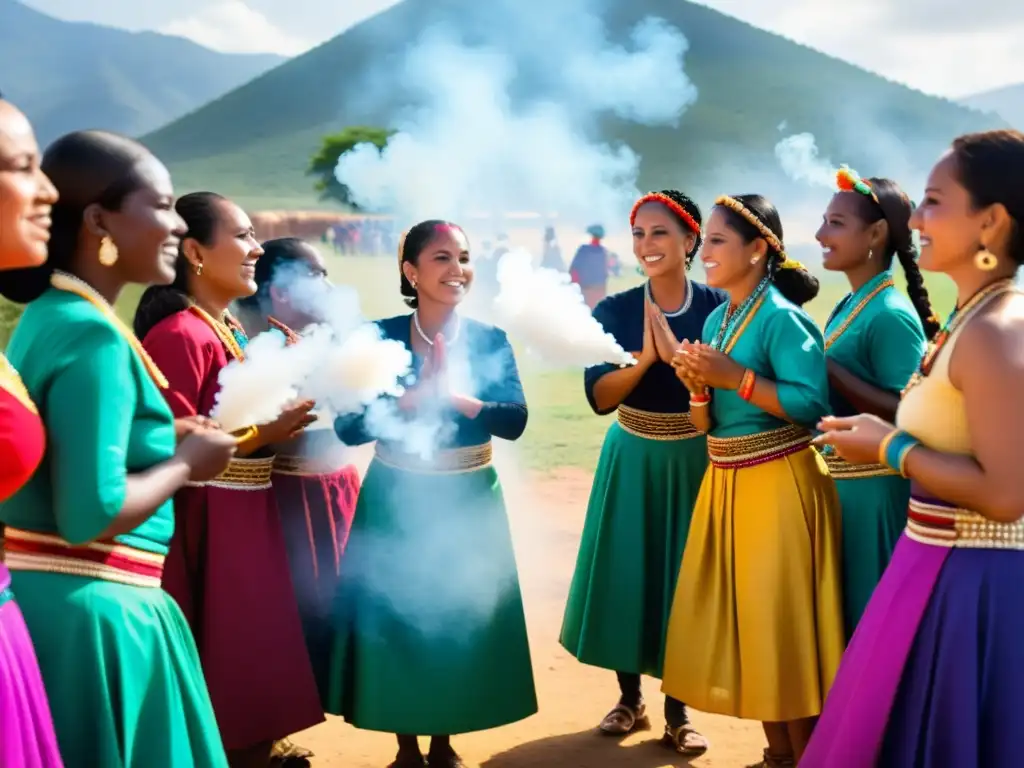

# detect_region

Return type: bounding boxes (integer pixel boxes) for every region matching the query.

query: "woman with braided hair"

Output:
[663,194,844,766]
[560,190,725,756]
[815,168,939,638]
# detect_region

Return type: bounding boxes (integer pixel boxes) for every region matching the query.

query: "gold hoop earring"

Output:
[974,248,998,271]
[98,236,119,267]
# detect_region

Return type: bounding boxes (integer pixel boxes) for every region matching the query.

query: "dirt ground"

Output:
[296,448,766,767]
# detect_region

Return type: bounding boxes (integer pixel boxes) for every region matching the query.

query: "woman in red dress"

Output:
[133,193,323,768]
[235,237,360,702]
[0,89,64,768]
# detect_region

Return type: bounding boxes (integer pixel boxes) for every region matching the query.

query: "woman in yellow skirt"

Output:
[664,194,845,767]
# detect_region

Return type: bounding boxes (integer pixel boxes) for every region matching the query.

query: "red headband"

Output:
[630,192,700,235]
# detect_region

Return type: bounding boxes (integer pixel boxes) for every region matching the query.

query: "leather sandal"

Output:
[661,723,710,756]
[747,748,796,767]
[598,702,651,735]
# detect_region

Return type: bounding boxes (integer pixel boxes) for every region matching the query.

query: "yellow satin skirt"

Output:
[661,444,845,721]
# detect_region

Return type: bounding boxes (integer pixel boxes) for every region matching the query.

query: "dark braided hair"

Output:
[398,219,467,309]
[950,129,1024,267]
[717,194,820,307]
[631,189,704,269]
[843,178,940,340]
[133,191,227,340]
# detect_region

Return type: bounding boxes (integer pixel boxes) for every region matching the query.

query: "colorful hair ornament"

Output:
[836,164,879,203]
[630,192,701,236]
[779,257,806,270]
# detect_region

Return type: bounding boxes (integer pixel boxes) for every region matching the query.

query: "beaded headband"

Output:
[630,192,701,236]
[836,165,880,204]
[715,195,805,271]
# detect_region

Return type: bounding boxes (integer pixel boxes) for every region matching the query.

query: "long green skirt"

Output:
[836,474,910,639]
[11,571,227,768]
[326,457,537,735]
[560,422,709,678]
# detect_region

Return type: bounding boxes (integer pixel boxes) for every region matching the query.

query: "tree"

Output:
[308,126,395,208]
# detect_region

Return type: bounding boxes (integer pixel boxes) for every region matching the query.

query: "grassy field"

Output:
[2,253,955,474]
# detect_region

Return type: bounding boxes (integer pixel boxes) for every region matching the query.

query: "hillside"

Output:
[143,0,1002,211]
[0,0,285,144]
[962,83,1024,129]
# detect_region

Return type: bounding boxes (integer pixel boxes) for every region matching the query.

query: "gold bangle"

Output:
[231,425,259,445]
[878,429,899,467]
[896,442,918,479]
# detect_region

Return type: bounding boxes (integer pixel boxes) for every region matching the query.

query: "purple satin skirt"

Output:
[0,564,64,768]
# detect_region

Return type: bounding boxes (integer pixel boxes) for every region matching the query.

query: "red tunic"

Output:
[141,309,323,750]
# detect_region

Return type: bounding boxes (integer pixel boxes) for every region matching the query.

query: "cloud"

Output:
[160,0,312,55]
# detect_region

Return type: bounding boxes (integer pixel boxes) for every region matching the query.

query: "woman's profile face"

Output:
[188,199,264,300]
[0,101,57,269]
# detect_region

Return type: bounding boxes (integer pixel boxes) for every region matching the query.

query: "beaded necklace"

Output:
[902,277,1016,396]
[711,276,771,355]
[824,271,895,351]
[188,305,248,361]
[50,271,169,389]
[645,276,693,318]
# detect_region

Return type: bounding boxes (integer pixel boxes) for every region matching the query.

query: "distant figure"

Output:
[474,233,506,302]
[541,226,564,271]
[570,224,610,310]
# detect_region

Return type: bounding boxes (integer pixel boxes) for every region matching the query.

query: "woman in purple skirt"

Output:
[806,129,1024,767]
[0,92,63,767]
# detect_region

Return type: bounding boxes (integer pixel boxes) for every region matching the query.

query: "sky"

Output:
[20,0,1023,98]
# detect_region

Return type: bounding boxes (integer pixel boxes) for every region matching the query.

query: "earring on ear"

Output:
[974,247,998,271]
[867,248,874,260]
[411,280,418,289]
[98,236,119,267]
[750,257,760,265]
[195,262,204,276]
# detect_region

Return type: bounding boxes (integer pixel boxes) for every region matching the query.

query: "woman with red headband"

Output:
[560,190,726,757]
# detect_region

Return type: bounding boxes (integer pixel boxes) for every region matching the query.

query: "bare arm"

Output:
[827,359,900,421]
[591,358,654,413]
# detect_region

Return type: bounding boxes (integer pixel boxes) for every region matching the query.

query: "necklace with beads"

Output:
[902,277,1017,396]
[188,305,249,361]
[50,270,169,389]
[824,272,895,351]
[711,276,770,355]
[645,276,693,318]
[413,311,461,346]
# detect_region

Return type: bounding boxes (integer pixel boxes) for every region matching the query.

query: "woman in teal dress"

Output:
[559,191,724,755]
[328,220,536,768]
[816,167,940,637]
[664,195,845,766]
[0,130,237,767]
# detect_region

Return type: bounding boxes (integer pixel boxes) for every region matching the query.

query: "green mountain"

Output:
[144,0,1001,211]
[0,0,285,145]
[962,83,1024,130]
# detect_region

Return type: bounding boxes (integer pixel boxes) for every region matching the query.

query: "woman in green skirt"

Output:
[559,191,726,756]
[328,219,536,768]
[0,131,237,766]
[816,166,940,637]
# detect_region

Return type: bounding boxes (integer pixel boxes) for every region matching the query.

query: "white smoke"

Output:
[774,132,836,189]
[491,249,634,366]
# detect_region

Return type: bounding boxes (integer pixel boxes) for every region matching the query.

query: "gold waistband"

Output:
[373,442,493,474]
[707,424,811,468]
[2,528,165,588]
[906,496,1024,550]
[272,454,344,477]
[821,450,897,479]
[187,456,275,490]
[616,405,701,441]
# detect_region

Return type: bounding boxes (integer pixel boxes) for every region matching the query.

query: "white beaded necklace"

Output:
[413,311,461,346]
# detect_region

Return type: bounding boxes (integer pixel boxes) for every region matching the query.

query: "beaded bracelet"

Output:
[879,429,920,478]
[690,389,711,407]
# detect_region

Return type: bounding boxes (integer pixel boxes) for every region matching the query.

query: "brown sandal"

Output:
[270,738,313,766]
[598,702,651,735]
[747,748,795,767]
[661,723,710,756]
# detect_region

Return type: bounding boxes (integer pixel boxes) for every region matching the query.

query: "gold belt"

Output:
[616,405,701,441]
[906,496,1024,550]
[707,424,811,468]
[2,528,165,588]
[272,454,341,477]
[822,450,897,479]
[187,456,275,490]
[373,442,493,474]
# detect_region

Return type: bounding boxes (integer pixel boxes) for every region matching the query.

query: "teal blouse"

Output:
[702,285,830,439]
[0,288,176,554]
[824,271,927,417]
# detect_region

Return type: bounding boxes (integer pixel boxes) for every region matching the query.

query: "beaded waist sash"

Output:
[616,405,701,441]
[906,494,1024,550]
[821,450,897,479]
[272,454,343,477]
[2,528,165,588]
[374,442,493,474]
[187,456,275,490]
[707,424,811,469]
